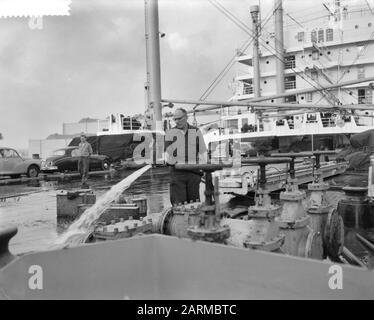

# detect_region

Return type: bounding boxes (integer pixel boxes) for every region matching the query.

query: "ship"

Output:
[174,0,374,156]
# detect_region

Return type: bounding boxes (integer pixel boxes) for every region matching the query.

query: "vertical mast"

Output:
[145,0,162,131]
[274,0,285,103]
[250,5,261,98]
[144,0,150,113]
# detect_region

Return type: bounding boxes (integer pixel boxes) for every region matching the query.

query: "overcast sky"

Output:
[0,0,347,149]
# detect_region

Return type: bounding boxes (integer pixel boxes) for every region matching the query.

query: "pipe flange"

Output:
[324,208,344,261]
[244,235,285,252]
[159,207,174,235]
[248,206,281,219]
[187,225,230,243]
[305,230,324,260]
[276,215,310,229]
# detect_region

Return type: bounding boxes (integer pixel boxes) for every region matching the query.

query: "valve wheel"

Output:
[324,208,344,262]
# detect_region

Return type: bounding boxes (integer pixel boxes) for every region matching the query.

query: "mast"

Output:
[250,5,261,98]
[274,0,285,103]
[145,0,162,131]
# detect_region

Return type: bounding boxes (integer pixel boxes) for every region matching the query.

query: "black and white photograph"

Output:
[0,0,374,303]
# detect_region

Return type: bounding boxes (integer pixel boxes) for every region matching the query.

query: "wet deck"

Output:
[0,167,171,255]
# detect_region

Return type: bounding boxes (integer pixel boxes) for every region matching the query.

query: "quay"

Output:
[0,169,116,186]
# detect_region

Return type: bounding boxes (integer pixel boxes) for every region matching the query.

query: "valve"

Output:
[241,156,292,251]
[174,163,232,243]
[306,150,343,260]
[270,152,323,259]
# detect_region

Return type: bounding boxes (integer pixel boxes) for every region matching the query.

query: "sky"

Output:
[0,0,356,149]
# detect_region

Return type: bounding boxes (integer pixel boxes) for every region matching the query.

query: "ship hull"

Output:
[0,234,373,299]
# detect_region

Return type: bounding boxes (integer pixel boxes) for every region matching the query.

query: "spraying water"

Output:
[54,165,151,248]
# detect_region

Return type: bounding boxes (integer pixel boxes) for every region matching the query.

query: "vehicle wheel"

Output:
[27,165,40,178]
[102,160,110,171]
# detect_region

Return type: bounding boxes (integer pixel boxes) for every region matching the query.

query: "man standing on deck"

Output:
[78,134,93,188]
[165,108,207,205]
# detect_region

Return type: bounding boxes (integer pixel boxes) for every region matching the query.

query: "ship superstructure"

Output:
[199,0,374,153]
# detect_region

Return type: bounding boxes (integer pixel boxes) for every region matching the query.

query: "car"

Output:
[0,147,41,178]
[41,147,111,173]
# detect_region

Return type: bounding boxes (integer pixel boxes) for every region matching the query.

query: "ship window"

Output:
[297,32,305,42]
[241,118,249,132]
[357,66,365,80]
[243,83,253,95]
[358,89,366,104]
[285,95,297,103]
[358,89,372,104]
[285,55,296,69]
[306,114,317,123]
[326,28,333,42]
[312,50,319,60]
[318,29,324,42]
[306,92,313,102]
[311,30,317,43]
[311,71,318,81]
[285,76,296,90]
[224,119,239,130]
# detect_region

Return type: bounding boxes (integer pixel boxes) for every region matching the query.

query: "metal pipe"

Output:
[145,0,162,131]
[250,5,261,98]
[274,0,285,103]
[356,233,374,254]
[162,76,374,112]
[214,176,220,219]
[341,246,368,268]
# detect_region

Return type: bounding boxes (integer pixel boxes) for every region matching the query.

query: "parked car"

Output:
[0,147,41,178]
[41,147,111,173]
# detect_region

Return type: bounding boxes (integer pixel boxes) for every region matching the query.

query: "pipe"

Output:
[214,176,220,219]
[341,246,368,268]
[145,0,162,131]
[162,76,374,112]
[356,233,374,254]
[274,0,285,103]
[250,5,261,98]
